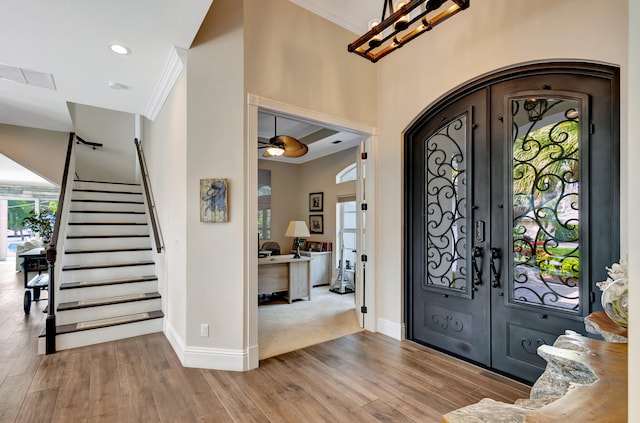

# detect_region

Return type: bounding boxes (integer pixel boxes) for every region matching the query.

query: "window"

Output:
[336,163,356,184]
[337,196,357,269]
[258,169,271,240]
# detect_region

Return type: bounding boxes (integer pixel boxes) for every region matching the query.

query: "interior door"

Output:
[407,89,491,365]
[406,63,619,383]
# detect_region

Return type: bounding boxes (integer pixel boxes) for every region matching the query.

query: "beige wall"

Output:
[258,160,301,254]
[74,104,136,183]
[373,0,629,334]
[259,147,358,256]
[186,0,246,356]
[627,0,638,419]
[244,0,377,127]
[299,147,358,247]
[143,69,188,350]
[0,123,68,185]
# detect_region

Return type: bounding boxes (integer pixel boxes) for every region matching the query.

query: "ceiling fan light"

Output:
[266,146,285,156]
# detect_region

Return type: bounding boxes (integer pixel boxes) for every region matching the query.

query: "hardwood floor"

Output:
[0,260,530,422]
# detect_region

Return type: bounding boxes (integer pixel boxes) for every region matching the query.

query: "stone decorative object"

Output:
[442,329,627,423]
[584,310,628,343]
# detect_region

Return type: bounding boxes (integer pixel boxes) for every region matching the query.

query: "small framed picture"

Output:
[309,192,323,212]
[200,178,228,222]
[309,214,324,234]
[306,241,323,252]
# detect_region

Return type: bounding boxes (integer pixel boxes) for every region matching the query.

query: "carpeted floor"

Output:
[258,286,363,360]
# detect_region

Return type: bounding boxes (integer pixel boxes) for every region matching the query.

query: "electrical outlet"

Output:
[200,323,209,337]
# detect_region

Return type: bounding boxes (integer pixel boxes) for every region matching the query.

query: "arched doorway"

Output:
[404,62,620,383]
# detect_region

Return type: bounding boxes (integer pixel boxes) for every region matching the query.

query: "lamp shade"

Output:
[285,220,310,238]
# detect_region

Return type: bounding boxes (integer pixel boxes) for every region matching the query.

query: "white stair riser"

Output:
[53,318,163,352]
[64,237,151,250]
[72,191,144,203]
[56,298,162,325]
[74,181,141,193]
[66,224,149,237]
[70,201,145,213]
[69,212,147,224]
[62,264,156,283]
[59,280,158,302]
[63,250,153,266]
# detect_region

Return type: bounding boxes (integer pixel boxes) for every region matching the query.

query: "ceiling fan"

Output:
[258,116,308,158]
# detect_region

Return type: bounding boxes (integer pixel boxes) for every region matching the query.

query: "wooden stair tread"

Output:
[55,310,164,335]
[74,179,140,186]
[61,275,158,289]
[58,292,160,311]
[73,189,142,195]
[65,247,152,254]
[70,210,145,214]
[68,222,147,225]
[66,234,150,239]
[70,199,144,204]
[62,260,154,271]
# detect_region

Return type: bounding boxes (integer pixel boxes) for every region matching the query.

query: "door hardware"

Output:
[475,221,485,242]
[490,248,501,288]
[471,247,483,286]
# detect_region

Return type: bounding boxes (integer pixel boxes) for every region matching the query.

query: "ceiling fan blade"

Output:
[283,142,308,157]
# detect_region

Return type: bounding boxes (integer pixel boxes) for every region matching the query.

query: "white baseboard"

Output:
[377,317,403,340]
[164,320,248,371]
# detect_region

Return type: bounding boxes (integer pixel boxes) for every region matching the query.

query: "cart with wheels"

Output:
[24,273,49,314]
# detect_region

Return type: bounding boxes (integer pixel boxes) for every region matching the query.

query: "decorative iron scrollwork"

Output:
[511,98,580,311]
[432,314,464,332]
[521,337,547,354]
[424,115,468,292]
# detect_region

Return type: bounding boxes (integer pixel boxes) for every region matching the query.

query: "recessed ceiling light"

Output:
[108,81,128,90]
[109,44,131,55]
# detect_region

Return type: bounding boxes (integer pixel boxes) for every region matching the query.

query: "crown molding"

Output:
[288,0,365,34]
[145,46,187,121]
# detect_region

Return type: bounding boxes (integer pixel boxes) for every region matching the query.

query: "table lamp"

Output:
[285,220,310,259]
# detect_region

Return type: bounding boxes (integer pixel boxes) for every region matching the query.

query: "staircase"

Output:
[42,179,164,351]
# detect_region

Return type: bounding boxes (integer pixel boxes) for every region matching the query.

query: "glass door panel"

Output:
[425,114,469,295]
[510,98,581,311]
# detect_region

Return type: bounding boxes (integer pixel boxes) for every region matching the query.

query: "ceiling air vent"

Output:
[0,63,56,90]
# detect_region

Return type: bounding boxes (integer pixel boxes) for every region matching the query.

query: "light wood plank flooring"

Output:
[0,260,530,422]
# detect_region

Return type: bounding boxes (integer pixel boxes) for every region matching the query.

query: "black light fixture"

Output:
[348,0,470,63]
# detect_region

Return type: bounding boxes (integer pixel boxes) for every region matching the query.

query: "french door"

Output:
[405,63,619,383]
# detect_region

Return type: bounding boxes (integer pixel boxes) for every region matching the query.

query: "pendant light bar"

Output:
[348,0,470,63]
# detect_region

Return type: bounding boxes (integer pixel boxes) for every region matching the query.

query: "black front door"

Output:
[406,63,619,383]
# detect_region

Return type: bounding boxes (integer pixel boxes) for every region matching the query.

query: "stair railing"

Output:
[46,132,76,354]
[134,138,164,253]
[75,134,103,150]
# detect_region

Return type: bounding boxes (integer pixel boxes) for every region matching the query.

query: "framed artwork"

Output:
[309,192,323,212]
[306,241,323,252]
[309,214,324,234]
[200,178,229,222]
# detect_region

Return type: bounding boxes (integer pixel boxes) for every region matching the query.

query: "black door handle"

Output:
[471,247,483,288]
[490,247,501,288]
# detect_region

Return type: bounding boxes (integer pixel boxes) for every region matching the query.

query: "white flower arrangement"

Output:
[597,258,629,328]
[596,259,628,291]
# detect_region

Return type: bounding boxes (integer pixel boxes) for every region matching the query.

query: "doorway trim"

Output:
[404,59,620,365]
[246,94,378,369]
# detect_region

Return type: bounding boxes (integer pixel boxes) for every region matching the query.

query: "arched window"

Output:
[336,163,356,184]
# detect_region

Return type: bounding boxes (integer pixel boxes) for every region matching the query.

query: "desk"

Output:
[258,255,311,303]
